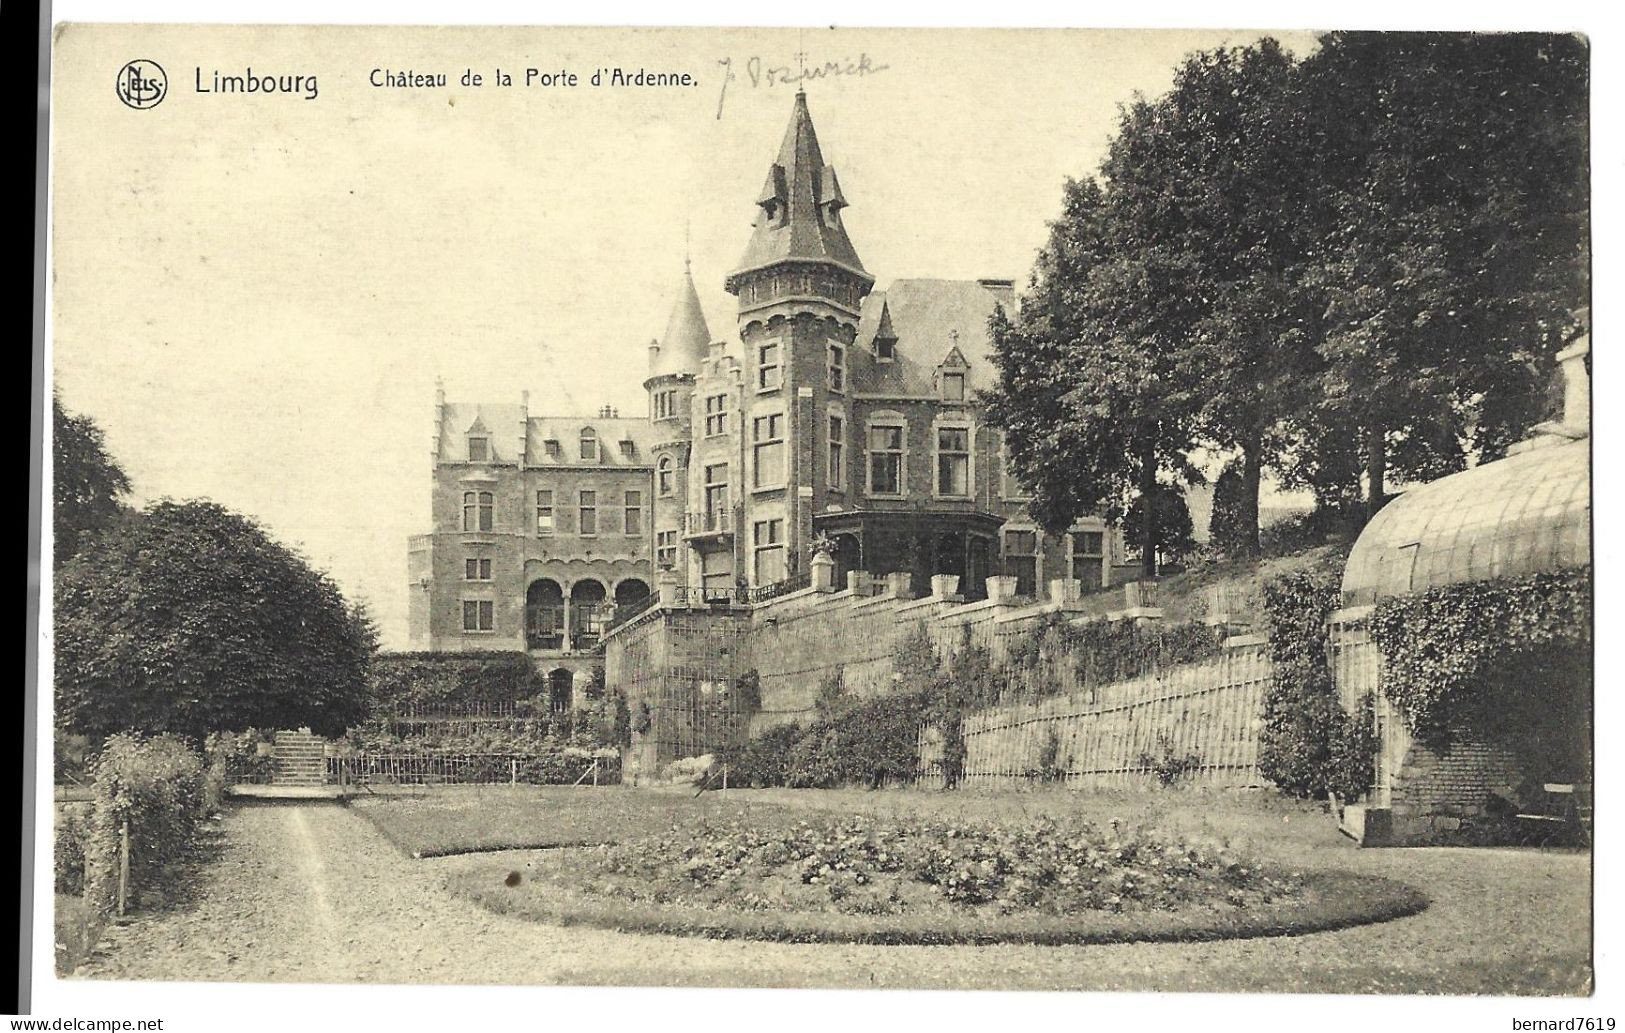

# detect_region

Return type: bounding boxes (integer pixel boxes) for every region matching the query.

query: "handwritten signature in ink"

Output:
[714,52,890,119]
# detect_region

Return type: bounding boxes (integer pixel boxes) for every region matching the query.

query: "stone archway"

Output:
[570,579,608,649]
[547,667,574,715]
[613,578,651,626]
[526,579,564,650]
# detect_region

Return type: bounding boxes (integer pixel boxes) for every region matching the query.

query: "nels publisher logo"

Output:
[116,59,167,109]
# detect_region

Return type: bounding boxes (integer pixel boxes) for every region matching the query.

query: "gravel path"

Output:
[73,802,1591,992]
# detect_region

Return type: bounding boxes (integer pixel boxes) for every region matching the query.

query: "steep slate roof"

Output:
[438,402,656,466]
[730,91,870,284]
[439,403,526,463]
[524,416,658,468]
[853,279,1017,397]
[648,263,713,380]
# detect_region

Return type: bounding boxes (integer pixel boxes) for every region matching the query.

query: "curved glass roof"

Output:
[1341,436,1590,606]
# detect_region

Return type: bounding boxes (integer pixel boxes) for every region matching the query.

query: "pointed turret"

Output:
[726,91,871,292]
[647,262,713,381]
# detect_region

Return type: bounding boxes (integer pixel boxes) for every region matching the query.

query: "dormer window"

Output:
[941,371,966,402]
[466,436,490,462]
[876,336,896,362]
[579,428,599,462]
[619,439,636,459]
[544,439,561,460]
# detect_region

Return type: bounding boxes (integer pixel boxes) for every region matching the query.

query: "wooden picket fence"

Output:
[918,643,1273,790]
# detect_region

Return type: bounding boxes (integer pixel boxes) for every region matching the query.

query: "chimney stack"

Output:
[1556,332,1590,433]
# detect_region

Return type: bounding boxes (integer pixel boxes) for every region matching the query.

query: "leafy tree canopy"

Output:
[55,500,375,740]
[52,393,131,568]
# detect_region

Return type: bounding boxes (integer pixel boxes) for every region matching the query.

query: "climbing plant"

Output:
[1369,568,1592,748]
[1257,568,1374,799]
[1005,611,1222,701]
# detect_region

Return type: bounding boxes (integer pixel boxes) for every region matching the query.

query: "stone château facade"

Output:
[408,91,1128,689]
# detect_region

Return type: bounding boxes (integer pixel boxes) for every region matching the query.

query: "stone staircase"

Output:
[272,729,328,787]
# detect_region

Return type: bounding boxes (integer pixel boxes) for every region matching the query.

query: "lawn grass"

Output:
[348,785,823,858]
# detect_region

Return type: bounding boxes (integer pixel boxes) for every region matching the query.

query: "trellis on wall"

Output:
[919,642,1273,790]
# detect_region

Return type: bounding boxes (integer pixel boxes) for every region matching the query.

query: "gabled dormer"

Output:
[464,413,493,463]
[936,338,971,402]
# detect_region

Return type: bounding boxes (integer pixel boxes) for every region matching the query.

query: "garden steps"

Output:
[273,730,329,787]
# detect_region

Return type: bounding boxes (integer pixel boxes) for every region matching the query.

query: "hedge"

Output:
[72,733,209,918]
[368,651,549,711]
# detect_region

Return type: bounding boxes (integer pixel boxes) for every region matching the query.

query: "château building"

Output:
[408,91,1128,693]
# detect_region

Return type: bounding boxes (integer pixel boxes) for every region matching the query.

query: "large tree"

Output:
[986,155,1204,578]
[54,500,374,740]
[1296,32,1590,517]
[52,393,131,568]
[1150,40,1324,557]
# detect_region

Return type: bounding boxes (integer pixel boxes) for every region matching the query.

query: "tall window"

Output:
[462,491,493,532]
[535,490,554,534]
[752,413,785,489]
[656,530,678,569]
[828,343,845,392]
[868,424,904,496]
[941,371,966,402]
[653,389,677,419]
[827,413,845,491]
[578,490,597,536]
[657,455,674,496]
[704,464,729,527]
[462,599,494,632]
[757,341,782,391]
[624,490,643,536]
[937,426,971,497]
[464,557,492,581]
[753,518,786,584]
[704,394,728,437]
[1070,530,1105,591]
[579,428,598,462]
[466,436,489,462]
[876,335,895,361]
[1003,530,1039,597]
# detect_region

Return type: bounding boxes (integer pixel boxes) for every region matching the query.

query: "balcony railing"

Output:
[662,573,812,608]
[524,603,625,652]
[683,510,733,538]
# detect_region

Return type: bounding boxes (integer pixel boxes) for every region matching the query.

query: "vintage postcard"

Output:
[44,19,1593,1020]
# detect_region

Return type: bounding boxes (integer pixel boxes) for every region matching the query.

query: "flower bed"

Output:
[451,812,1427,944]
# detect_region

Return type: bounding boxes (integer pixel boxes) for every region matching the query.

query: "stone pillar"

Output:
[562,596,573,652]
[1048,578,1082,608]
[887,571,914,599]
[657,569,680,606]
[930,574,961,600]
[848,569,871,596]
[985,575,1019,604]
[811,551,836,593]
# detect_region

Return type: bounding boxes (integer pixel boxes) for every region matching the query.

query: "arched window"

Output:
[658,455,674,496]
[579,428,599,462]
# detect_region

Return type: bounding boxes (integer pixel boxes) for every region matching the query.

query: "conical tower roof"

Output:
[648,263,712,380]
[727,91,870,290]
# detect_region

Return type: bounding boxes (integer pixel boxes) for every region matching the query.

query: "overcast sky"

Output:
[51,25,1321,648]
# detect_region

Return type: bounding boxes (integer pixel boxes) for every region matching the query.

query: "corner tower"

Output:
[645,262,712,589]
[725,91,874,586]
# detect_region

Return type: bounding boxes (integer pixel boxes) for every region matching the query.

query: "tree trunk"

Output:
[1140,431,1158,579]
[1364,422,1386,521]
[1240,431,1263,558]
